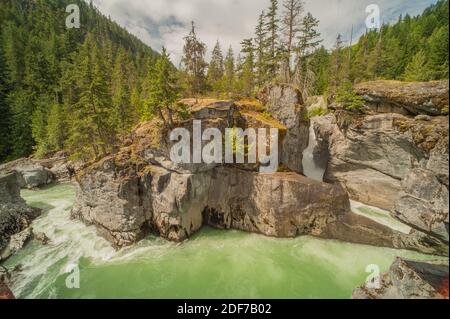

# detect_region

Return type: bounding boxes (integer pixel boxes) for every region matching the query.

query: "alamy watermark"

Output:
[170,121,279,173]
[65,263,80,289]
[366,4,381,30]
[66,4,80,29]
[365,264,381,289]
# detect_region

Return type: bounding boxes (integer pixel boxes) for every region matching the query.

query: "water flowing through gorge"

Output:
[1,180,438,299]
[302,121,326,182]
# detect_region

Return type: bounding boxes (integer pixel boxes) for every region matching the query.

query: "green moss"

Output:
[307,107,328,119]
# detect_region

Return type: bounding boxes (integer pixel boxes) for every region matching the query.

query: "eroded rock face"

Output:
[393,168,449,245]
[0,172,40,260]
[352,258,449,299]
[258,84,309,173]
[205,167,349,237]
[355,80,449,116]
[313,108,449,256]
[314,112,426,210]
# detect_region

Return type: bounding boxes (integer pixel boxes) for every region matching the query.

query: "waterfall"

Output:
[302,120,325,182]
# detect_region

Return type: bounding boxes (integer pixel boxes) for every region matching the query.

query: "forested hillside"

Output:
[0,0,158,162]
[318,0,449,95]
[175,0,448,100]
[0,0,448,163]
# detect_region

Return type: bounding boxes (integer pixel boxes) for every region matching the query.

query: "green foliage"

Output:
[307,107,327,119]
[207,41,225,95]
[348,0,449,83]
[0,33,11,162]
[181,22,208,96]
[0,0,158,161]
[335,83,365,112]
[403,50,430,81]
[143,48,180,127]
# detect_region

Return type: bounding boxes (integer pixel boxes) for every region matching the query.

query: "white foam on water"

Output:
[350,200,411,234]
[7,184,116,298]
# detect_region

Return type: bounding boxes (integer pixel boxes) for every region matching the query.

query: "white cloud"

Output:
[92,0,437,64]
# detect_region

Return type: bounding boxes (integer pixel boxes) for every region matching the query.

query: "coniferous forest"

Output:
[0,0,448,163]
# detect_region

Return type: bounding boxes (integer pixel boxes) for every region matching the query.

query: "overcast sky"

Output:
[91,0,438,64]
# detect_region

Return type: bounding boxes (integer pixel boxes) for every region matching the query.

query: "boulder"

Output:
[0,227,32,261]
[33,231,50,245]
[0,158,54,189]
[205,167,349,237]
[0,172,40,258]
[352,258,449,299]
[355,80,449,115]
[257,84,310,173]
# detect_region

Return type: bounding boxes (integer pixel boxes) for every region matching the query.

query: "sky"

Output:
[91,0,438,64]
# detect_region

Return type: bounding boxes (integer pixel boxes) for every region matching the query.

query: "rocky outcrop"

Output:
[0,172,40,261]
[393,168,449,249]
[314,112,427,210]
[355,80,449,116]
[205,167,349,237]
[353,258,449,299]
[0,158,54,189]
[314,112,449,210]
[69,98,447,256]
[257,84,309,173]
[314,80,449,256]
[0,227,32,261]
[71,153,212,247]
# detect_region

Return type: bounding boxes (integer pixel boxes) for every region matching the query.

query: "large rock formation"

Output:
[315,110,448,209]
[353,258,449,299]
[314,80,449,256]
[70,98,447,256]
[0,172,40,261]
[355,80,449,116]
[257,84,309,173]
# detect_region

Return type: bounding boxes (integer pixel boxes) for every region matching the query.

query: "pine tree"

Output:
[207,41,225,94]
[67,34,114,159]
[281,0,304,82]
[239,38,255,96]
[111,48,135,141]
[181,21,208,97]
[297,13,322,57]
[309,46,330,95]
[0,36,11,162]
[46,103,66,153]
[295,12,322,97]
[403,50,430,81]
[328,34,345,95]
[224,46,236,96]
[254,11,268,87]
[143,47,180,127]
[265,0,281,78]
[427,25,449,79]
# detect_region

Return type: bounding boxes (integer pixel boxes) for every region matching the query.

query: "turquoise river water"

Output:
[0,183,443,299]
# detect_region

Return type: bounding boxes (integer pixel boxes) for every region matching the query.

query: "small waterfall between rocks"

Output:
[301,117,411,234]
[302,119,326,182]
